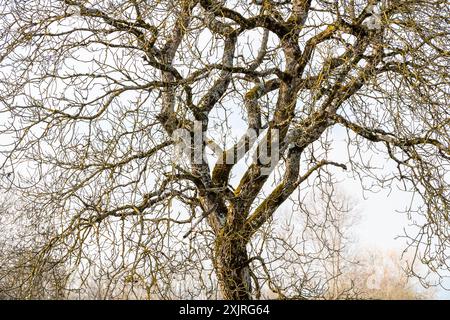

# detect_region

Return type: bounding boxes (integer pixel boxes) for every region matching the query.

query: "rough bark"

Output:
[214,227,252,300]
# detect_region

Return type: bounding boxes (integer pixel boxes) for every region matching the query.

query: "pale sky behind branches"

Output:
[0,0,448,299]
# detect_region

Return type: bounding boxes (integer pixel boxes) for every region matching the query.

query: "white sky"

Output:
[352,190,450,299]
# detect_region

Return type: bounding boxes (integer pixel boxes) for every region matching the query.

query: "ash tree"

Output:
[0,0,448,299]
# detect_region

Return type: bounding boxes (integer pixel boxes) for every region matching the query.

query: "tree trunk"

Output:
[214,232,252,300]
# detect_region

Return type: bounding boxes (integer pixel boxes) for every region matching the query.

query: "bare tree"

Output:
[0,197,69,299]
[0,0,448,299]
[335,249,437,300]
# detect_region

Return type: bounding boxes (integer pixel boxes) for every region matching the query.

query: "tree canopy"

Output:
[0,0,448,299]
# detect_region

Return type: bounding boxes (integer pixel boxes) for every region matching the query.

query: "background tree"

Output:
[334,249,437,300]
[0,197,69,299]
[0,0,448,299]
